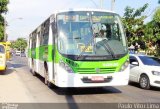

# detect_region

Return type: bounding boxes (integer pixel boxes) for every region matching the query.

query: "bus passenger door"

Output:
[51,16,56,81]
[36,32,41,73]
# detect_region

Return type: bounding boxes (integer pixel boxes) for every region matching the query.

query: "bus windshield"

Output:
[57,11,128,60]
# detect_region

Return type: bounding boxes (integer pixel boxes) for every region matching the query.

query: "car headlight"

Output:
[120,60,129,72]
[152,71,160,76]
[59,61,74,73]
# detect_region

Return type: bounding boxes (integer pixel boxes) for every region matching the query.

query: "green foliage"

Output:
[123,4,160,56]
[123,3,160,56]
[0,24,4,41]
[11,38,27,51]
[153,8,160,23]
[0,15,4,41]
[123,3,148,48]
[152,7,160,56]
[0,0,9,41]
[0,0,9,14]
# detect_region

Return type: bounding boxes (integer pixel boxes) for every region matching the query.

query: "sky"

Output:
[5,0,159,41]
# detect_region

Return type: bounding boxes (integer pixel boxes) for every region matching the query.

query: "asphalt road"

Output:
[0,56,160,104]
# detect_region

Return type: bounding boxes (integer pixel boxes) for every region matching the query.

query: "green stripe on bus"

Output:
[28,45,54,62]
[58,53,128,74]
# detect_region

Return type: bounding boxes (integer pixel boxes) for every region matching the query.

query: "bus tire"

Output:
[32,61,36,76]
[44,63,53,88]
[47,81,53,88]
[44,63,48,84]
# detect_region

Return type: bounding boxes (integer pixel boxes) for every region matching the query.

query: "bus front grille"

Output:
[76,68,116,74]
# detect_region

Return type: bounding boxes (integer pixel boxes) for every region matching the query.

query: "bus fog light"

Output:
[65,65,74,73]
[59,61,74,73]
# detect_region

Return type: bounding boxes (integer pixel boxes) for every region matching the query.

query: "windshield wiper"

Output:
[97,39,116,59]
[76,37,116,60]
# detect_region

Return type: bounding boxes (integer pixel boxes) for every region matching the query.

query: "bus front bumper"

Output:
[54,66,129,87]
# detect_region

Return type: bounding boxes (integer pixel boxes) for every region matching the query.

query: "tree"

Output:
[144,21,156,54]
[152,7,160,56]
[0,0,9,41]
[142,6,160,56]
[11,38,27,51]
[122,3,148,49]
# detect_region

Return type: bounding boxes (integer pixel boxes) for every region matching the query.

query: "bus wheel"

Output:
[44,65,51,86]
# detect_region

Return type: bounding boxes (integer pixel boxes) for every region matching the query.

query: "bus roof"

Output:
[29,8,117,38]
[54,8,116,14]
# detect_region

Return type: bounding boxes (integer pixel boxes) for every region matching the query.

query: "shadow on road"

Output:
[0,69,14,75]
[31,72,123,109]
[128,82,140,87]
[151,87,160,91]
[12,64,26,68]
[33,74,79,109]
[52,87,121,109]
[129,82,160,91]
[65,95,79,109]
[34,73,122,95]
[51,87,121,95]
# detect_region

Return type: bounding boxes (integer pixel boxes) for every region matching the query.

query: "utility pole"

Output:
[99,0,115,10]
[4,17,7,41]
[100,0,104,9]
[111,0,115,11]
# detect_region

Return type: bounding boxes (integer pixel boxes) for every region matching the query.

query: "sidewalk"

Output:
[0,62,34,103]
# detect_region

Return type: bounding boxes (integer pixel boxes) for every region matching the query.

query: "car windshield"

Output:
[57,11,128,59]
[139,56,160,66]
[151,57,160,63]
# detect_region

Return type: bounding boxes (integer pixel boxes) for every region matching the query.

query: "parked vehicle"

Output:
[15,51,21,56]
[21,52,26,57]
[129,54,160,89]
[0,41,11,60]
[0,44,7,71]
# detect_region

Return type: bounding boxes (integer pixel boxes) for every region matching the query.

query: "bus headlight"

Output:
[120,60,129,72]
[59,61,74,73]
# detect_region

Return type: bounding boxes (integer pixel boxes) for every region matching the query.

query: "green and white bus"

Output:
[28,9,129,87]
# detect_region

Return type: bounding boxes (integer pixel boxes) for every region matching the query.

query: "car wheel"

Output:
[139,75,150,89]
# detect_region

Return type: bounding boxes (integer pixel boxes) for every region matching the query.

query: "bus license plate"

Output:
[91,76,104,82]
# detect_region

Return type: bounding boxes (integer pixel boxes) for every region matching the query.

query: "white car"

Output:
[129,54,160,89]
[15,51,21,56]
